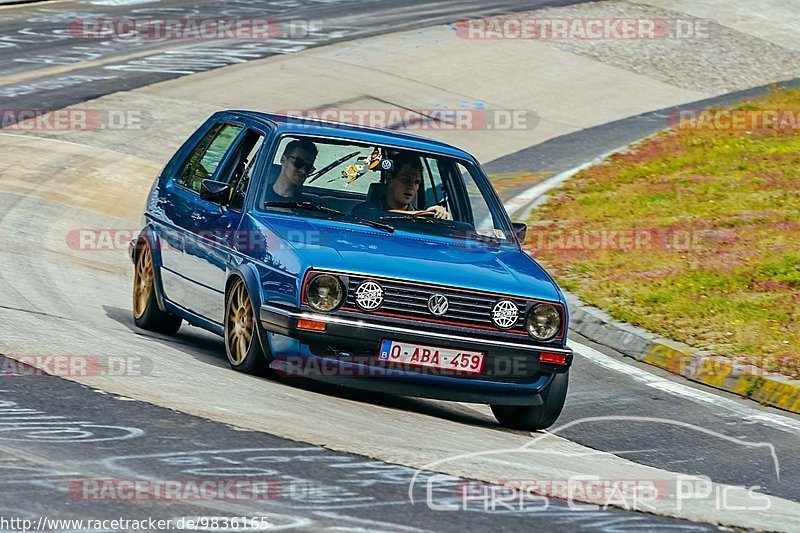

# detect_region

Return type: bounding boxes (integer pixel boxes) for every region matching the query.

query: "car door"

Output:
[157,120,244,317]
[152,119,225,307]
[182,125,269,323]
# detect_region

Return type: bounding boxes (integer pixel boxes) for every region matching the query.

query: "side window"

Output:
[229,132,266,210]
[177,123,243,193]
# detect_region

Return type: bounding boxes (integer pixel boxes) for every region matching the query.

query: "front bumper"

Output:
[260,304,572,402]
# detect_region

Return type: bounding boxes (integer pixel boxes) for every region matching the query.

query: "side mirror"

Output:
[200,179,232,204]
[512,222,527,243]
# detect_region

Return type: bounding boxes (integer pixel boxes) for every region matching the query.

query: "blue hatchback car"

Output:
[131,110,573,430]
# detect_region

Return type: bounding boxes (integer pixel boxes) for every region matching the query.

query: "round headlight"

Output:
[306,274,344,312]
[525,304,561,341]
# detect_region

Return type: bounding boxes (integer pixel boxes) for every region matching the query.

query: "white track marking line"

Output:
[504,149,800,436]
[570,339,800,436]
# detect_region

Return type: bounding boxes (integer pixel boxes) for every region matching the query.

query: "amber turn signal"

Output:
[539,352,567,365]
[297,319,327,332]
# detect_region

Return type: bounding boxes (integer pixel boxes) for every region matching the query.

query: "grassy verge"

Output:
[526,87,800,377]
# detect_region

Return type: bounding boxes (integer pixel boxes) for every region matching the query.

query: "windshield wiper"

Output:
[378,214,453,227]
[377,214,508,244]
[264,201,394,233]
[264,200,341,214]
[306,151,360,183]
[354,218,395,233]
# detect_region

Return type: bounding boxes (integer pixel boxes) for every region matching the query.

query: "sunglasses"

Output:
[286,155,316,173]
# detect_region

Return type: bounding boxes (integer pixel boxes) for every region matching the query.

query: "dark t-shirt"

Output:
[264,184,307,203]
[351,195,404,218]
[262,164,310,203]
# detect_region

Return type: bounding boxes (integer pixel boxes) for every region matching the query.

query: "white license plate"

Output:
[378,339,485,374]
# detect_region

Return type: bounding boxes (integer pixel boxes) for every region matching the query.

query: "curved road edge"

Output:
[495,76,800,417]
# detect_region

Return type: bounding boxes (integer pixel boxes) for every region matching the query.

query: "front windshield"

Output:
[257,135,515,243]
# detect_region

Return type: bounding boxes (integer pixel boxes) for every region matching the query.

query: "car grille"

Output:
[344,275,528,333]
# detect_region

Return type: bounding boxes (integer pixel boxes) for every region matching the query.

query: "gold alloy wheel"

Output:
[226,281,254,366]
[133,243,154,319]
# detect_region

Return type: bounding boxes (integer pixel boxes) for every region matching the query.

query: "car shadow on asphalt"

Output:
[103,305,511,433]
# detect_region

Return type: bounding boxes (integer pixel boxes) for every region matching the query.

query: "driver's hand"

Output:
[424,205,452,220]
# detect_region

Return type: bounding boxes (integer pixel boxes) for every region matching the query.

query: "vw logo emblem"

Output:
[491,300,519,329]
[355,280,383,311]
[380,159,393,170]
[427,294,449,316]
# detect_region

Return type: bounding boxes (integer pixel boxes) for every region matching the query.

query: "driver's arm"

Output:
[413,205,451,220]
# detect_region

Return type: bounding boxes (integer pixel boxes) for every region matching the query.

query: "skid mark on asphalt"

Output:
[0,305,74,321]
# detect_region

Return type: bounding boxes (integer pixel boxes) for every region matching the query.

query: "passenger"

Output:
[352,153,451,219]
[267,139,318,201]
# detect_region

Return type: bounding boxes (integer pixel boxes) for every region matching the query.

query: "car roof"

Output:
[225,110,476,160]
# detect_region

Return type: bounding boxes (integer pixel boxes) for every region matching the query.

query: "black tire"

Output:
[491,371,569,431]
[133,240,182,335]
[225,278,273,375]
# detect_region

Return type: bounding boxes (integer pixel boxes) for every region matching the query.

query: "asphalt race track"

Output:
[0,354,711,531]
[1,1,800,531]
[0,0,586,119]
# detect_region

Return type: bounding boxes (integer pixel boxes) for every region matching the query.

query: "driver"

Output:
[352,153,451,219]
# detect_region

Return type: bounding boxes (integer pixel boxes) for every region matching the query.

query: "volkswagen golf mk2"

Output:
[131,111,573,430]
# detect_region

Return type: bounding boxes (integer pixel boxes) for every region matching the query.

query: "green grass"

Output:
[526,87,800,377]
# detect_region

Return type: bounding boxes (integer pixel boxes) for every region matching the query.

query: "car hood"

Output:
[251,214,561,302]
